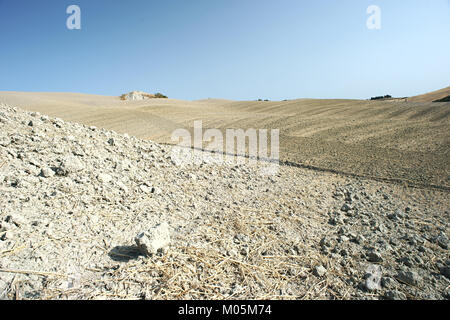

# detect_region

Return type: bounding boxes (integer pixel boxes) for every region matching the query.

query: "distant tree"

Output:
[370,95,392,101]
[154,93,168,99]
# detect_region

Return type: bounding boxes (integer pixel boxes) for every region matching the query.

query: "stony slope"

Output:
[0,103,449,300]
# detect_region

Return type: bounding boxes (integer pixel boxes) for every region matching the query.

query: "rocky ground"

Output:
[0,103,448,300]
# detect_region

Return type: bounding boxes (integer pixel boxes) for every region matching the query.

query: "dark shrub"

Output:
[154,93,168,99]
[371,95,392,101]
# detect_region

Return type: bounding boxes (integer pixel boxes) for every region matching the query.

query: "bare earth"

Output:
[0,92,449,300]
[0,91,448,189]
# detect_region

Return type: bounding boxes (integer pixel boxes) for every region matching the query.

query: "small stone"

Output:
[395,209,405,218]
[443,288,450,299]
[139,184,160,194]
[354,234,366,245]
[369,219,379,228]
[381,277,396,289]
[0,230,13,241]
[396,270,420,286]
[377,223,387,233]
[338,226,348,235]
[66,135,76,142]
[365,276,380,292]
[56,155,85,176]
[384,290,407,300]
[152,186,161,194]
[139,184,152,193]
[320,237,332,248]
[364,264,382,291]
[413,256,424,265]
[399,257,414,267]
[234,233,249,244]
[0,221,14,232]
[187,173,197,180]
[107,138,115,146]
[436,234,448,250]
[97,173,112,184]
[313,265,327,277]
[135,222,171,256]
[240,247,249,256]
[387,213,398,221]
[367,251,383,263]
[345,211,355,217]
[40,167,55,178]
[117,181,129,193]
[228,249,238,257]
[340,204,351,212]
[5,215,27,228]
[10,178,22,188]
[440,266,450,279]
[417,245,427,253]
[328,216,342,226]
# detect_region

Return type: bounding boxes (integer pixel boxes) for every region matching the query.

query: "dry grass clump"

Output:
[32,198,347,300]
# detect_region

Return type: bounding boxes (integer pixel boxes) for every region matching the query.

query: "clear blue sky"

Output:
[0,0,449,100]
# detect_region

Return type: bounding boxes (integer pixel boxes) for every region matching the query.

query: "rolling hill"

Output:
[0,90,449,189]
[409,86,450,103]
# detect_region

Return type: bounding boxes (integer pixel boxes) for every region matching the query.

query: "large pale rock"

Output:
[135,222,171,256]
[56,155,85,176]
